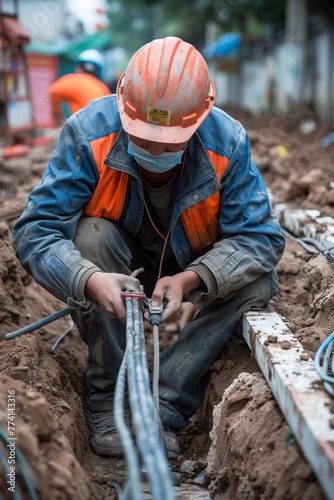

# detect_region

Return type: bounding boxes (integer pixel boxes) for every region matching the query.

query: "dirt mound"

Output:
[207,372,323,500]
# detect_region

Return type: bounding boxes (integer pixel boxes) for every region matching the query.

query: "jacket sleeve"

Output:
[12,116,102,310]
[186,127,285,304]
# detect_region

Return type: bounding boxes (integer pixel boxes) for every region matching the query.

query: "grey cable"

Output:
[115,295,175,500]
[114,302,143,500]
[152,324,160,437]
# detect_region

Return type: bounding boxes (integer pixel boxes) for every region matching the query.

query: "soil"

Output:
[0,108,334,499]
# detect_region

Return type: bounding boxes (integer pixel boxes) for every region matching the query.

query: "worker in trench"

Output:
[12,37,285,460]
[49,48,110,125]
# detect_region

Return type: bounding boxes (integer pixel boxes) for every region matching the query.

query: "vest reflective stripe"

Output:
[180,151,229,255]
[83,133,129,219]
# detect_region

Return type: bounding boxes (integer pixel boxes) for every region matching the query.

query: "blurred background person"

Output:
[49,49,110,125]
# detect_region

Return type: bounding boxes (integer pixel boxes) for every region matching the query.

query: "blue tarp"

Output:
[202,32,242,59]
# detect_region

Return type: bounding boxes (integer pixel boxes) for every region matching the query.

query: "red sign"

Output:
[26,54,58,128]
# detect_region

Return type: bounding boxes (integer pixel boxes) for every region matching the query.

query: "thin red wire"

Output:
[138,148,187,281]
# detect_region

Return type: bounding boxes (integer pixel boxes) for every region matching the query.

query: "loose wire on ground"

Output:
[0,424,38,500]
[51,319,75,352]
[314,331,334,397]
[5,307,72,340]
[281,227,334,261]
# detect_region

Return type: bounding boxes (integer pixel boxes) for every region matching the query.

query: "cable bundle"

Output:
[114,295,175,500]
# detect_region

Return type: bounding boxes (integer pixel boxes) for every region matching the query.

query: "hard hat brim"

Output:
[119,114,204,144]
[118,80,215,144]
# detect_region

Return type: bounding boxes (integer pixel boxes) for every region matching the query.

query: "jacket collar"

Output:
[104,129,138,177]
[105,129,216,187]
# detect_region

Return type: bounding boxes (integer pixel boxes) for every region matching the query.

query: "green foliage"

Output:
[105,1,157,54]
[238,0,286,23]
[205,0,286,32]
[105,0,287,53]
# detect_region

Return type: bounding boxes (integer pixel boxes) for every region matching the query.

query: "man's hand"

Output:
[85,272,142,323]
[148,270,201,323]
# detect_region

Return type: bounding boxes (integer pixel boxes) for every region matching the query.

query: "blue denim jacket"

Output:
[12,95,285,309]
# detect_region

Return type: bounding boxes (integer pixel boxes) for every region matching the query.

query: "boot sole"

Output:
[90,441,124,458]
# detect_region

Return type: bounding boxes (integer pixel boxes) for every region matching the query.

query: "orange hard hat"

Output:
[117,37,215,144]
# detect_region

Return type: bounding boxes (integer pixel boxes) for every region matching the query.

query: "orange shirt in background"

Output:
[49,73,110,117]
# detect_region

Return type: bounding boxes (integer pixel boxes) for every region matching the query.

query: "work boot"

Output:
[84,406,130,457]
[163,425,181,459]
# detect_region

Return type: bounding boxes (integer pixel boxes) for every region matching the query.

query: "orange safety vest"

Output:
[84,134,229,257]
[49,73,110,115]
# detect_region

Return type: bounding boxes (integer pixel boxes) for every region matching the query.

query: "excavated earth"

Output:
[0,108,334,499]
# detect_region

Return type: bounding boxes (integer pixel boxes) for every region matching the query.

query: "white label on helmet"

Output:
[146,107,171,125]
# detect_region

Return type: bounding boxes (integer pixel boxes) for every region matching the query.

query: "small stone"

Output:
[180,459,195,474]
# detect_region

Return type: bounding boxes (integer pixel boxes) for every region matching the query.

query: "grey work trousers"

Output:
[72,217,278,430]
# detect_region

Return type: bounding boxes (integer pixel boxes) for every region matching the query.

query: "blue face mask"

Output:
[127,141,184,173]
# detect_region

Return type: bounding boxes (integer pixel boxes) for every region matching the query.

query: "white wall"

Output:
[2,0,66,41]
[239,58,267,114]
[312,30,332,123]
[210,24,334,125]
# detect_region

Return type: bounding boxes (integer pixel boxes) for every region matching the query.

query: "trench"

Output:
[74,302,214,499]
[1,114,332,499]
[82,451,211,499]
